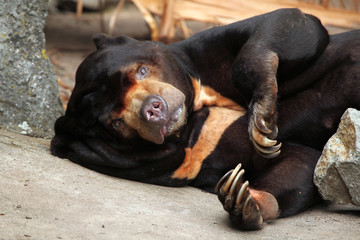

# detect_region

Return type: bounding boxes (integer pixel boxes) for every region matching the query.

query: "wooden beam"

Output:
[132,0,360,41]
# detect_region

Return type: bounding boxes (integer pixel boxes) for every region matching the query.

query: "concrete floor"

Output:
[1,130,360,239]
[1,4,359,240]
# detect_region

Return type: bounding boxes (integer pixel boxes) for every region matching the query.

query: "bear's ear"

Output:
[92,33,111,49]
[92,33,135,50]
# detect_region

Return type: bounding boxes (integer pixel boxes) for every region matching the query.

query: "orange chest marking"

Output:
[191,77,245,112]
[172,107,246,180]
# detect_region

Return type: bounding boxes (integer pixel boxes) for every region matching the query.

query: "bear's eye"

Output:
[137,65,149,79]
[112,118,124,129]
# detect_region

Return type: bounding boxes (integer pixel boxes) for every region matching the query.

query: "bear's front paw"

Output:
[248,107,281,158]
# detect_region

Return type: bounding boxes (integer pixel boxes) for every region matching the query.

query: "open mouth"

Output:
[157,104,184,141]
[123,87,186,145]
[138,93,186,144]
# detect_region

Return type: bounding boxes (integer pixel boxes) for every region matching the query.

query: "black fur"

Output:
[51,9,360,230]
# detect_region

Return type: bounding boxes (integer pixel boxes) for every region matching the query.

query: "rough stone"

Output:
[0,0,63,138]
[314,108,360,206]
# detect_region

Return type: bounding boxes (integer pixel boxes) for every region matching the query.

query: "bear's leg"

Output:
[216,145,321,230]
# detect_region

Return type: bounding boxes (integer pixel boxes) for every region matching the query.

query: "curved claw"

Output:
[243,195,253,211]
[236,180,249,206]
[259,150,281,159]
[229,169,245,197]
[215,170,232,194]
[222,164,242,193]
[251,127,277,147]
[255,116,272,134]
[253,140,282,155]
[253,140,281,158]
[216,166,265,230]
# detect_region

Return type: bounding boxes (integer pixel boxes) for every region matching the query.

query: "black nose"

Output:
[141,95,168,125]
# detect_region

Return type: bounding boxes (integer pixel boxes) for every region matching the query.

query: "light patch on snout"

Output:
[112,79,187,144]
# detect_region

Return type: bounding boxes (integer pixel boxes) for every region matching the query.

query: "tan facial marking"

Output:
[192,77,245,112]
[111,66,187,143]
[172,107,246,180]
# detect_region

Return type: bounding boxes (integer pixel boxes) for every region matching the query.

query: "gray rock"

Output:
[314,108,360,206]
[0,0,63,138]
